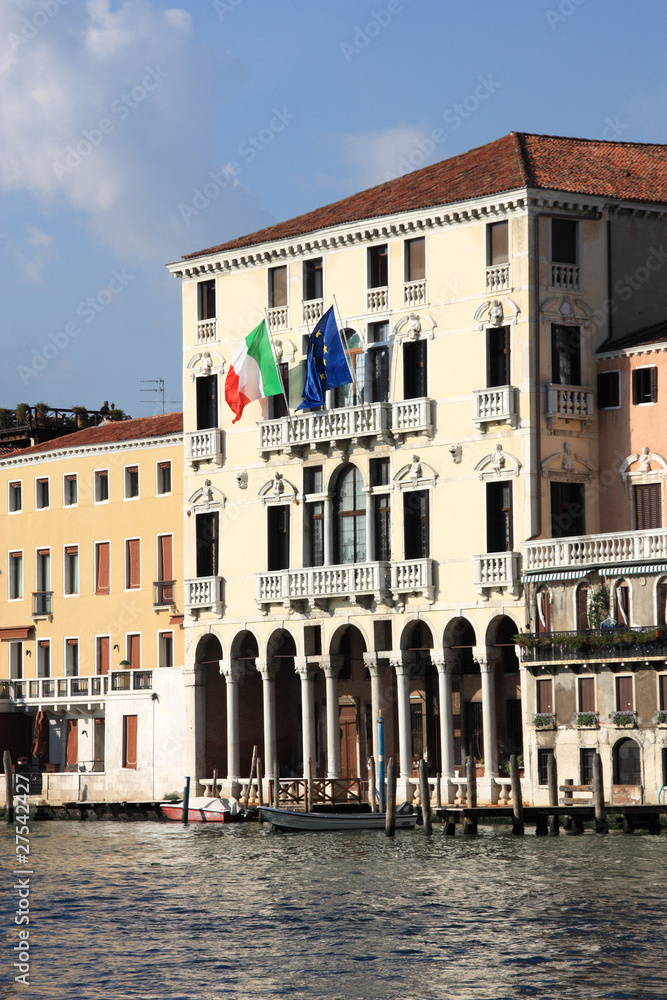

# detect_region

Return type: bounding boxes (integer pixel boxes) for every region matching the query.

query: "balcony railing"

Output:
[110,669,153,691]
[267,305,288,330]
[474,552,521,597]
[391,398,433,438]
[0,681,10,699]
[573,711,599,728]
[485,263,510,291]
[546,385,595,426]
[302,299,323,325]
[523,527,667,574]
[403,280,427,306]
[259,402,391,455]
[391,558,434,603]
[153,580,175,606]
[551,263,580,290]
[473,385,518,432]
[515,626,667,663]
[185,575,224,613]
[367,287,388,312]
[257,562,392,611]
[186,428,223,466]
[532,712,557,729]
[5,675,109,702]
[196,318,217,343]
[32,591,52,617]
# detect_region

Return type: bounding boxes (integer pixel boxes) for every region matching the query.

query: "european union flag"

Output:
[296,306,352,410]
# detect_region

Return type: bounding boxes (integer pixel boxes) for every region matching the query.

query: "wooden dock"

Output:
[435,804,666,835]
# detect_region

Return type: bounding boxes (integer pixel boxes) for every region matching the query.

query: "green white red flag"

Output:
[224,320,282,423]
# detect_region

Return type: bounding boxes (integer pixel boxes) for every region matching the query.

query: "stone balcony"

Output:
[472,385,518,432]
[551,263,580,290]
[196,318,217,343]
[302,299,323,325]
[403,279,427,307]
[256,558,434,613]
[367,287,388,312]
[267,305,288,330]
[186,428,223,466]
[545,384,595,427]
[485,263,510,291]
[522,527,667,577]
[0,671,152,709]
[474,552,521,599]
[185,575,224,615]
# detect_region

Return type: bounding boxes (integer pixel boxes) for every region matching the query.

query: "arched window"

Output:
[576,583,589,630]
[658,577,667,627]
[615,580,630,626]
[536,587,551,633]
[334,465,366,564]
[613,738,641,785]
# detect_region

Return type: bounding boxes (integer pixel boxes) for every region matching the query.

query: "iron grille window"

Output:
[580,748,595,785]
[537,748,554,786]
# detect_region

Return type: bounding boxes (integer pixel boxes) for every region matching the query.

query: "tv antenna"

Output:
[140,379,181,414]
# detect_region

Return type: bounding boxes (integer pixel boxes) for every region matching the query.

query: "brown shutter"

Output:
[96,543,110,594]
[39,639,50,648]
[123,715,137,769]
[616,676,634,711]
[488,221,508,265]
[37,548,50,557]
[635,483,662,530]
[158,461,170,469]
[97,636,109,676]
[65,474,76,481]
[537,679,553,714]
[65,545,78,556]
[159,535,173,602]
[128,635,140,669]
[127,539,140,589]
[407,237,425,280]
[577,586,589,630]
[578,676,595,713]
[66,719,78,766]
[659,674,667,711]
[127,465,138,474]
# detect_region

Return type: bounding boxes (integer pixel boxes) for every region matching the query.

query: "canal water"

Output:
[2,821,666,1000]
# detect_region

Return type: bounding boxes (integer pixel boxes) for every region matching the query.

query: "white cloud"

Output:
[15,225,54,283]
[341,124,439,186]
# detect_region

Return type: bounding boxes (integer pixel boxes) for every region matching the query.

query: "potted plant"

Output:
[0,407,10,429]
[574,711,598,728]
[15,402,31,424]
[588,584,611,629]
[71,405,89,429]
[533,713,556,729]
[34,401,49,424]
[655,711,667,727]
[611,711,636,727]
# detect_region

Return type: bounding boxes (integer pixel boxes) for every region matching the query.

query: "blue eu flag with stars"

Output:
[296,306,352,410]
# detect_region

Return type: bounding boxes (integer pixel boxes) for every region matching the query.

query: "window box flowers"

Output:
[532,712,556,730]
[573,711,599,728]
[611,711,637,728]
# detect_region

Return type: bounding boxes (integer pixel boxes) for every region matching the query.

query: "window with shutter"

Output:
[578,676,595,713]
[487,221,508,265]
[127,634,140,669]
[405,237,425,280]
[632,366,657,404]
[126,539,140,590]
[576,584,589,630]
[616,675,634,712]
[157,535,173,603]
[94,470,108,502]
[95,542,110,594]
[368,245,388,288]
[536,678,553,714]
[64,474,78,506]
[303,258,323,301]
[634,483,662,530]
[66,720,78,767]
[197,279,215,319]
[122,715,138,769]
[536,589,551,633]
[96,635,109,676]
[597,370,620,408]
[9,552,22,600]
[268,265,287,307]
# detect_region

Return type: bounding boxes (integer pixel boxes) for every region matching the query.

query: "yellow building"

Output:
[168,131,667,806]
[0,413,185,803]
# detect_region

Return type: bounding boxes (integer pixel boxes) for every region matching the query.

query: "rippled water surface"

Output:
[2,821,667,999]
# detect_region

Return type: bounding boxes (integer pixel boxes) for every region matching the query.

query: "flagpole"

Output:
[264,309,296,438]
[332,294,362,406]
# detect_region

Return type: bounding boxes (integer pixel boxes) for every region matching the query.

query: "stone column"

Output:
[295,656,317,778]
[363,654,386,763]
[321,655,343,779]
[220,659,241,781]
[434,656,455,779]
[478,655,498,777]
[324,494,334,566]
[391,657,413,780]
[256,657,278,780]
[182,665,206,789]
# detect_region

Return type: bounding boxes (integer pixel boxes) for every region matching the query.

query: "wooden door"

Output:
[339,705,358,778]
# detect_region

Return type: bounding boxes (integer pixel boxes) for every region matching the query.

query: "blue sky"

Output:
[1,0,665,417]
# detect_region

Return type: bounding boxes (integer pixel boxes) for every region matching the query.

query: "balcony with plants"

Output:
[515,625,667,663]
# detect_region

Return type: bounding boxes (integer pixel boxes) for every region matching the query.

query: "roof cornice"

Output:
[597,341,667,361]
[0,433,183,469]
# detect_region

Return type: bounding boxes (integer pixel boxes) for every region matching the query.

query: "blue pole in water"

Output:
[377,712,385,811]
[181,776,190,824]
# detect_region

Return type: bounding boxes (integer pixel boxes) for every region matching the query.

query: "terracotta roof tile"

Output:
[5,412,183,458]
[182,132,667,260]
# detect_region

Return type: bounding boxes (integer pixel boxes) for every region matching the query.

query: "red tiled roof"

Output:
[182,132,667,260]
[5,413,183,458]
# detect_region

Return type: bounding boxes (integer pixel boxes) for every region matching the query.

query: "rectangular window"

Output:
[303,465,323,495]
[9,642,22,680]
[368,244,388,288]
[580,748,595,786]
[9,552,23,600]
[659,674,667,711]
[127,634,141,669]
[125,538,141,590]
[537,748,554,786]
[368,320,389,344]
[659,582,667,628]
[303,258,323,301]
[157,534,174,604]
[551,325,581,385]
[268,505,290,571]
[36,548,50,593]
[197,279,216,320]
[632,366,657,405]
[536,589,551,633]
[159,631,174,669]
[486,481,513,552]
[578,676,596,713]
[95,542,110,594]
[404,489,429,559]
[410,701,424,760]
[373,494,391,561]
[597,370,620,409]
[64,546,79,595]
[551,219,578,264]
[616,676,634,712]
[487,221,508,265]
[369,346,390,402]
[536,678,553,714]
[370,457,390,487]
[486,326,511,387]
[268,265,287,307]
[551,482,585,538]
[634,483,662,531]
[122,715,138,769]
[94,470,109,502]
[36,477,49,509]
[268,361,289,419]
[304,501,324,568]
[124,466,139,499]
[37,640,50,678]
[405,237,425,281]
[96,635,110,676]
[196,511,218,577]
[65,638,79,677]
[9,481,22,512]
[157,461,172,495]
[196,374,218,430]
[615,583,630,626]
[63,474,78,506]
[576,586,589,630]
[403,339,427,399]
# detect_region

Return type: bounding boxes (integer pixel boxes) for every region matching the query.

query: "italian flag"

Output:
[224,320,282,423]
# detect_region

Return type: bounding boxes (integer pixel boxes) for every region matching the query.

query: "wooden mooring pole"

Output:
[181,776,190,824]
[3,751,14,824]
[463,755,477,835]
[562,778,573,830]
[368,755,377,813]
[256,758,264,807]
[211,768,218,799]
[418,759,432,835]
[385,757,396,837]
[547,753,559,835]
[593,752,608,834]
[306,756,313,813]
[510,753,524,836]
[245,745,257,810]
[273,758,280,808]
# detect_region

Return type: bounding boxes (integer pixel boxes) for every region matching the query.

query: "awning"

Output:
[0,626,33,640]
[169,614,184,626]
[523,562,667,584]
[521,569,590,584]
